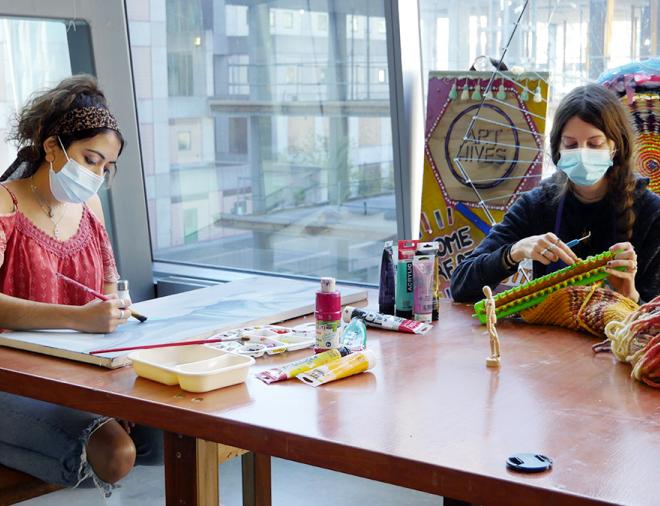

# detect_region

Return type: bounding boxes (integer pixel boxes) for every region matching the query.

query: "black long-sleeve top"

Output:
[450,176,660,303]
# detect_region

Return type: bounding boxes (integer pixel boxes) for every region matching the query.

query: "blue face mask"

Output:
[557,148,613,186]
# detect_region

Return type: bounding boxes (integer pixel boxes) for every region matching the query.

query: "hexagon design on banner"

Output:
[425,77,544,210]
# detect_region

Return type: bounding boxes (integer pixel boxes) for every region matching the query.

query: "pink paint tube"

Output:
[342,306,432,335]
[413,254,434,322]
[255,347,350,384]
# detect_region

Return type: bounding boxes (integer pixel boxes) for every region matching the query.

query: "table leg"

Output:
[197,439,219,505]
[164,432,219,506]
[241,452,271,506]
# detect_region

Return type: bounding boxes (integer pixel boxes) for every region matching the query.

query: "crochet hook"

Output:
[566,231,591,248]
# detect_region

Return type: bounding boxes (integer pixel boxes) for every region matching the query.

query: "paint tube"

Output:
[315,277,342,351]
[342,306,432,335]
[416,242,440,320]
[395,240,418,319]
[297,350,376,387]
[413,255,434,322]
[378,241,396,315]
[255,347,350,384]
[340,317,367,352]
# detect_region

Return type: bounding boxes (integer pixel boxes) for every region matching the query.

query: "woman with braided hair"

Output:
[451,84,660,304]
[0,75,158,495]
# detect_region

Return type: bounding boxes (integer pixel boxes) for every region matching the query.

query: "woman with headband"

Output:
[0,75,155,494]
[451,84,660,303]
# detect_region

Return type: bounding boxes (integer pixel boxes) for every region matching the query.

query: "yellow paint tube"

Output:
[256,347,350,384]
[297,350,376,387]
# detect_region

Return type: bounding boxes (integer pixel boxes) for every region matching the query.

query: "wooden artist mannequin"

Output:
[482,285,501,367]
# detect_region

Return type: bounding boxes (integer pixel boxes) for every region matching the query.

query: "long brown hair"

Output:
[2,74,124,181]
[549,84,637,241]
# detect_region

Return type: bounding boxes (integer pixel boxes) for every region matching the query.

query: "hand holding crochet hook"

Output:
[510,231,639,302]
[510,232,580,266]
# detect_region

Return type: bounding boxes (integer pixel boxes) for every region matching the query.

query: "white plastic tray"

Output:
[129,345,255,392]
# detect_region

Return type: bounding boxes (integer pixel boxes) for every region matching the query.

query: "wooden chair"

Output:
[0,444,249,505]
[0,464,61,505]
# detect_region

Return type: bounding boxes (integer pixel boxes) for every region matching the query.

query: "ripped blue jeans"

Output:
[0,392,163,496]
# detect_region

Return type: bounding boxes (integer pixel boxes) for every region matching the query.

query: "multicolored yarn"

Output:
[600,296,660,388]
[473,250,617,324]
[519,285,639,337]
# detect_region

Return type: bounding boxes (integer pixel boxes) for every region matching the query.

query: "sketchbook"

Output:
[0,277,368,368]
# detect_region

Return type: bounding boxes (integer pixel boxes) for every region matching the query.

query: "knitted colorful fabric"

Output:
[601,296,660,388]
[473,251,616,324]
[519,285,639,337]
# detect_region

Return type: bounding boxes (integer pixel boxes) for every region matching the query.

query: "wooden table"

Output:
[0,300,658,506]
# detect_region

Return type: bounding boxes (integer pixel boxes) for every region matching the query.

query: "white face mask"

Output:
[49,137,105,203]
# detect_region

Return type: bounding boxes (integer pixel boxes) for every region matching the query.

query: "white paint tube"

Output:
[342,306,432,335]
[413,255,434,322]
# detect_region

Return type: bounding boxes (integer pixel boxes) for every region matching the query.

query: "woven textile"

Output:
[520,285,639,337]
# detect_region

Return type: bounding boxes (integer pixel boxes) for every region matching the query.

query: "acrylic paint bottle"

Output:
[395,240,418,319]
[315,277,342,351]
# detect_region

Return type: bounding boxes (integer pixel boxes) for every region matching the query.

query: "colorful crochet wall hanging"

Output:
[598,59,660,195]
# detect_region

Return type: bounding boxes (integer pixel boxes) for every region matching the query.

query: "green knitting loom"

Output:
[473,250,619,324]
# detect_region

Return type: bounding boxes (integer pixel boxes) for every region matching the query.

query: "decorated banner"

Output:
[421,71,549,297]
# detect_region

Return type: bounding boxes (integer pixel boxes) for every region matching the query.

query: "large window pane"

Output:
[0,18,72,170]
[419,0,658,117]
[127,0,396,283]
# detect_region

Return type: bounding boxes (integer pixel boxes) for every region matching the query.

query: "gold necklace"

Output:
[29,177,68,240]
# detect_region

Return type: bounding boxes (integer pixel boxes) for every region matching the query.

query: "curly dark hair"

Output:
[2,74,124,181]
[549,84,637,242]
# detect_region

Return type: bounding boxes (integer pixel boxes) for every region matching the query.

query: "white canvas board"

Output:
[0,277,368,368]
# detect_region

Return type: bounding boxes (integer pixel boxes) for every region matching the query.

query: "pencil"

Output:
[89,337,233,355]
[56,273,148,323]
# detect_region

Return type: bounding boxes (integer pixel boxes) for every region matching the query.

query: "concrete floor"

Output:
[18,456,442,506]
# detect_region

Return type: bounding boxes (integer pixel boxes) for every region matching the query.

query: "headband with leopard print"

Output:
[52,106,120,136]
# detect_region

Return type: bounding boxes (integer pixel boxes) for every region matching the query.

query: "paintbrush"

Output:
[89,336,239,355]
[56,272,148,323]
